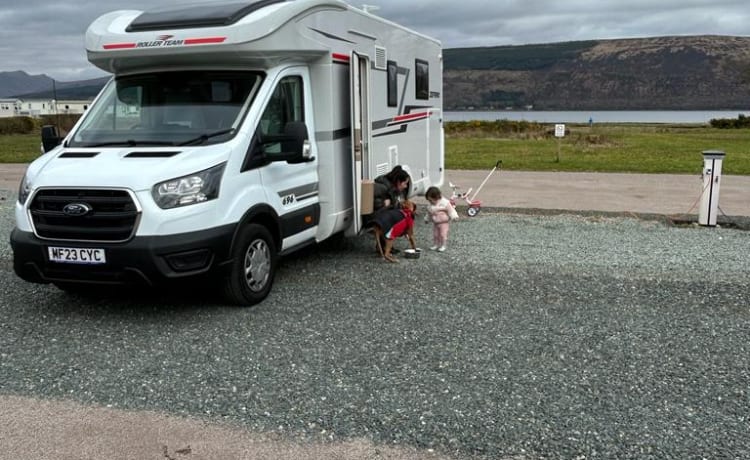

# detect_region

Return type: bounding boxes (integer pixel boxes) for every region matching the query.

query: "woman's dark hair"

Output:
[385,165,410,185]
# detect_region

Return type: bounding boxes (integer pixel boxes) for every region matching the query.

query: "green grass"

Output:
[0,134,41,163]
[3,125,749,174]
[446,124,750,175]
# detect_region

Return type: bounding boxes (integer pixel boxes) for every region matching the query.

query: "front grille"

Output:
[29,189,140,242]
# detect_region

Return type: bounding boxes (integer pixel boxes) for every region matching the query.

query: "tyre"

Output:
[222,223,277,306]
[467,206,480,217]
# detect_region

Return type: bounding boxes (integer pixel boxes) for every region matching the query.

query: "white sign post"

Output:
[554,124,565,162]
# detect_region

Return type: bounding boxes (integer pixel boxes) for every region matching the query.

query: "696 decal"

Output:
[281,194,296,205]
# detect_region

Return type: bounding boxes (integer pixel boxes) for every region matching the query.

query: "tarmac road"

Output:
[443,169,750,218]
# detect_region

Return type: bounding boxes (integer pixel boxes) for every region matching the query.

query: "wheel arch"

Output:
[231,204,282,254]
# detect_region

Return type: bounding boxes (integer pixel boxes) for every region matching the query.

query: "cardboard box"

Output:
[361,180,374,214]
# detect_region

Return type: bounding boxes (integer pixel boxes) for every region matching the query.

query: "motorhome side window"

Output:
[259,76,304,155]
[415,59,429,100]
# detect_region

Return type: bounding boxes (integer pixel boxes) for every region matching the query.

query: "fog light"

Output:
[164,249,212,272]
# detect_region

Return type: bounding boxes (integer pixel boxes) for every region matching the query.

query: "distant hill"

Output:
[0,71,109,100]
[14,79,110,100]
[0,71,57,98]
[3,35,750,109]
[443,35,750,110]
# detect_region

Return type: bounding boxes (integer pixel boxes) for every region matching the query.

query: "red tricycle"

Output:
[449,160,501,217]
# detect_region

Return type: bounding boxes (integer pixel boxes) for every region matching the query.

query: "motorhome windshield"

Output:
[69,71,263,148]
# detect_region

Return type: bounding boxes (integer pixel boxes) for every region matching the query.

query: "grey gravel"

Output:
[1,189,749,460]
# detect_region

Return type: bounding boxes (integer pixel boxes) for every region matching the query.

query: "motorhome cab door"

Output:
[349,51,371,235]
[257,69,320,248]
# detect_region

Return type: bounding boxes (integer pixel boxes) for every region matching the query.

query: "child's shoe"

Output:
[430,245,439,251]
[437,246,446,252]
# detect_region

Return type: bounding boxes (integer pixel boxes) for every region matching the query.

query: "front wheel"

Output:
[222,224,277,306]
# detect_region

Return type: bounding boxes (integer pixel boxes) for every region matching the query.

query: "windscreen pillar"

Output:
[698,150,725,227]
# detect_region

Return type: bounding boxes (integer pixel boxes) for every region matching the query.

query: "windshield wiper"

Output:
[179,128,236,146]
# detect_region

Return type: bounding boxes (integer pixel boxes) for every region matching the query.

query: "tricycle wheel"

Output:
[467,206,480,217]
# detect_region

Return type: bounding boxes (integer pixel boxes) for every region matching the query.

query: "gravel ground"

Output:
[1,189,749,459]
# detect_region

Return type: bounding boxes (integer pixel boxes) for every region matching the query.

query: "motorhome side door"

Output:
[349,51,371,235]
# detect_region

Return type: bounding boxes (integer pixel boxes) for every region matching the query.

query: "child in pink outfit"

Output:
[424,186,458,252]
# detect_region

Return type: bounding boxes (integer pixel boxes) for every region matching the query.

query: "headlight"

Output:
[152,163,225,209]
[18,174,31,205]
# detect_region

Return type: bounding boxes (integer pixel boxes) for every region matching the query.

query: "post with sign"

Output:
[554,123,565,162]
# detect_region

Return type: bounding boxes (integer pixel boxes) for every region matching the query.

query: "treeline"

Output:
[709,114,750,129]
[445,119,547,138]
[0,115,81,135]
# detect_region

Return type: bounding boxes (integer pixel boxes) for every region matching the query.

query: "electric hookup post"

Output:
[698,150,726,227]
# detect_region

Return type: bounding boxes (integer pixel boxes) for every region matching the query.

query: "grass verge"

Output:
[3,124,749,174]
[0,134,40,163]
[446,123,750,174]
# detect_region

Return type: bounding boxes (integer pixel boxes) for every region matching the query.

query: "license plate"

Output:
[48,246,106,264]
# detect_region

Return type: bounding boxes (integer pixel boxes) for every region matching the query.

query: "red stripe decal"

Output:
[184,37,227,45]
[103,43,137,50]
[332,53,350,62]
[392,112,429,123]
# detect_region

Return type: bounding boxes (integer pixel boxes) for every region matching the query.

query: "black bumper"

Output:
[10,225,236,286]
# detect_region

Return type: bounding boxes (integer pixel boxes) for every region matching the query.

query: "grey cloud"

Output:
[0,0,748,81]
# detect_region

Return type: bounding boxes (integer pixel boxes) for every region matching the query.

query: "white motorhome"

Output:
[11,0,444,305]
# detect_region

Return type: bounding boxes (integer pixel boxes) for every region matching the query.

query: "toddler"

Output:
[424,186,458,252]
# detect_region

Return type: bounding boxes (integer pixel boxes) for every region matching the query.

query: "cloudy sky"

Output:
[2,0,749,81]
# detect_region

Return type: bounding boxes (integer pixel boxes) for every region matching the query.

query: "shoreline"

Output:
[444,109,750,124]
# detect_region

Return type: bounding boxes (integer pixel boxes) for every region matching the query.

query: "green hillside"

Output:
[443,35,750,110]
[444,40,598,71]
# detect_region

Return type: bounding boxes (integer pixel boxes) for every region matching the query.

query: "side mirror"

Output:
[281,121,313,164]
[243,122,314,171]
[41,125,61,153]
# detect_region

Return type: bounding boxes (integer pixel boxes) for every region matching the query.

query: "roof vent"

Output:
[126,0,286,32]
